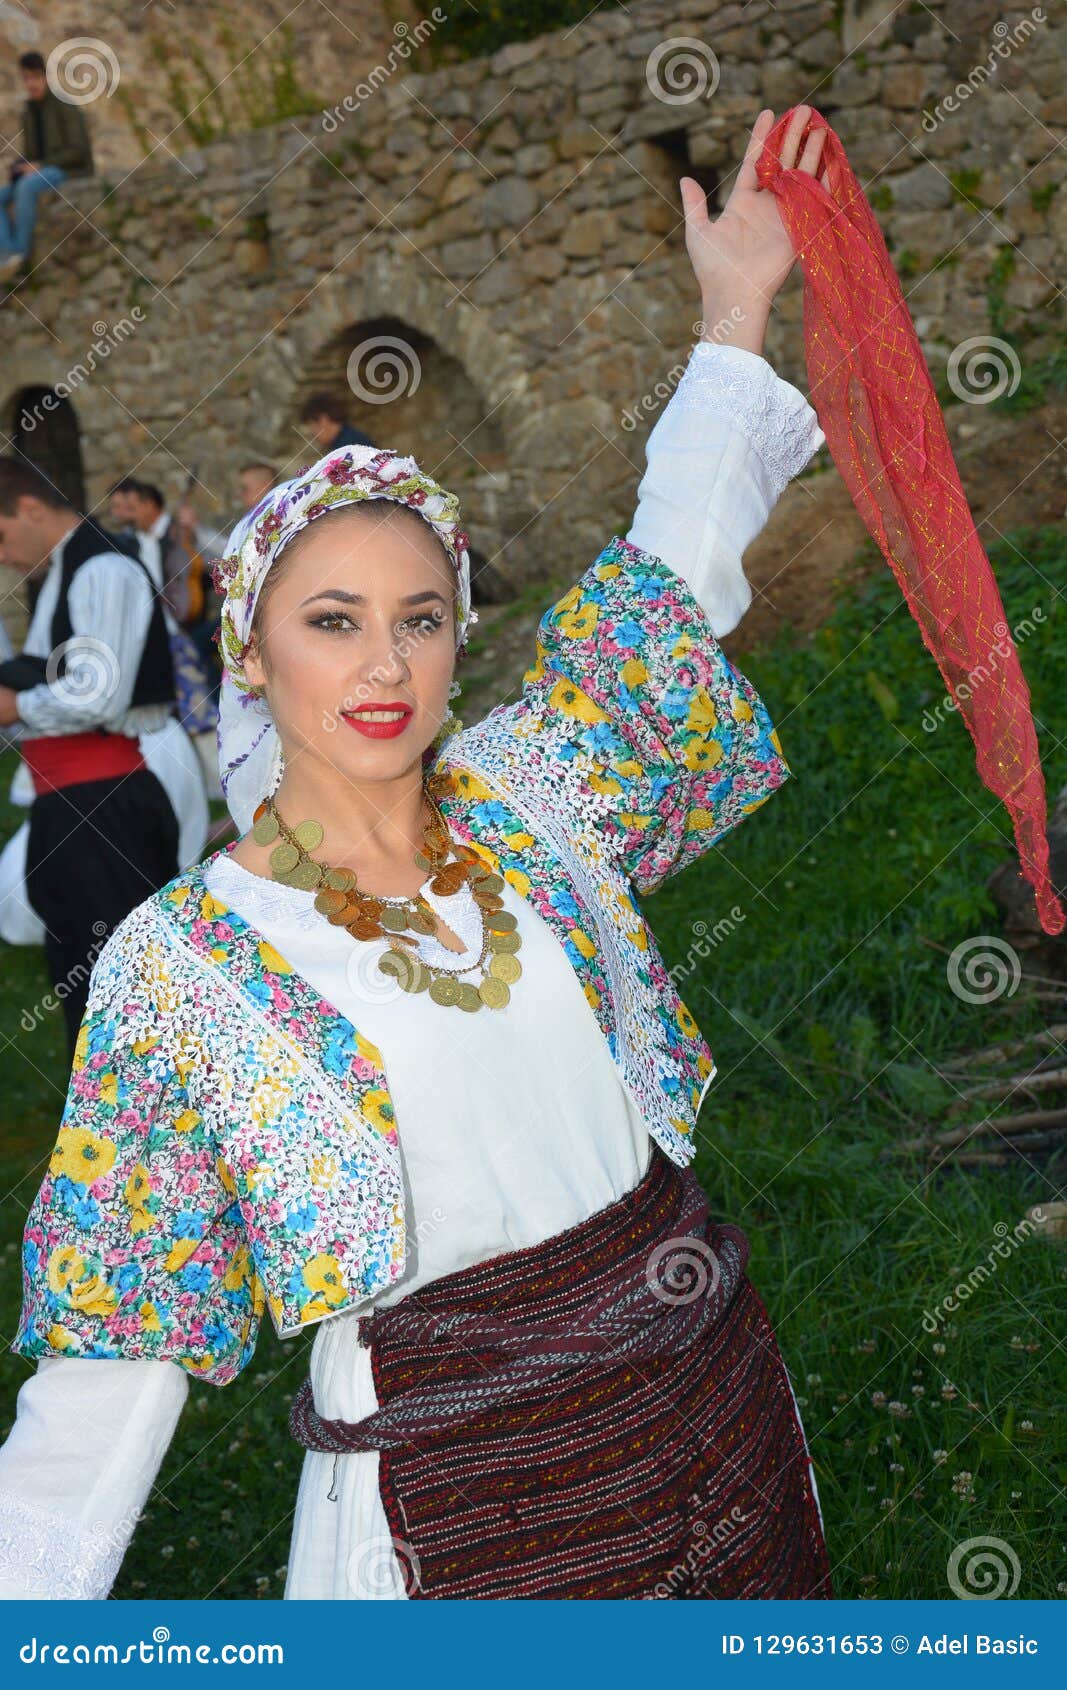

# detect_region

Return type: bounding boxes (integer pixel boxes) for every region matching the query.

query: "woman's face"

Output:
[242,506,457,789]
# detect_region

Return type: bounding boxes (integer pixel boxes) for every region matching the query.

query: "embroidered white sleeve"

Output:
[667,341,825,504]
[0,1355,189,1599]
[626,342,825,638]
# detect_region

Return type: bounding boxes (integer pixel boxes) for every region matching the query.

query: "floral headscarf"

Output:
[211,445,477,834]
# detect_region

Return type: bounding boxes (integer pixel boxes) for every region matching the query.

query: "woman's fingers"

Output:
[779,103,813,171]
[679,175,710,229]
[796,124,827,176]
[733,107,775,195]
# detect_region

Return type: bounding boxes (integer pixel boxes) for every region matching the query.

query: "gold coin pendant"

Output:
[270,841,299,875]
[489,952,522,985]
[253,813,279,845]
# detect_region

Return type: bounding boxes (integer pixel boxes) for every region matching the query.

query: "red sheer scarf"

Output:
[756,109,1064,936]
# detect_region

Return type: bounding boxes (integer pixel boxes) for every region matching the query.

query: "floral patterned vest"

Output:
[14,538,791,1385]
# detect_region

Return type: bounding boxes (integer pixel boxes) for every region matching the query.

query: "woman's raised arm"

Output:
[624,107,830,635]
[625,341,824,638]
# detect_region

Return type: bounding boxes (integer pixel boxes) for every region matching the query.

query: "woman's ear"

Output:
[242,636,266,693]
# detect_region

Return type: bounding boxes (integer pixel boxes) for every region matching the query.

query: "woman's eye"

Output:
[309,611,444,634]
[311,612,358,632]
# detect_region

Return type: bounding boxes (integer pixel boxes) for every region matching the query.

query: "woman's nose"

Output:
[354,621,411,685]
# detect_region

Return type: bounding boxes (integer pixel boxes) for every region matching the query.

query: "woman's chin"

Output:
[320,729,434,781]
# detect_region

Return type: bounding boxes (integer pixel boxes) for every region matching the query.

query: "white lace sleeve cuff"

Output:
[667,341,824,504]
[0,1356,189,1600]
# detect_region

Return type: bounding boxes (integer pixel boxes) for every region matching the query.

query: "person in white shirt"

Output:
[0,460,207,1054]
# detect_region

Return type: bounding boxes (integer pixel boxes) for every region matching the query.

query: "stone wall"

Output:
[2,0,1064,641]
[0,1,405,172]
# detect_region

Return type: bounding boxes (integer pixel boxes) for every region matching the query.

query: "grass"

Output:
[1,525,1065,1598]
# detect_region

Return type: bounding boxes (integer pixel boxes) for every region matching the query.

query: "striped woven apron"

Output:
[289,1142,833,1599]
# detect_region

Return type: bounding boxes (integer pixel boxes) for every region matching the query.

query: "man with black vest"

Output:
[0,458,182,1058]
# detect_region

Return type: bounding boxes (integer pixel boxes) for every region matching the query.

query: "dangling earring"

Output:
[267,734,285,797]
[430,678,462,753]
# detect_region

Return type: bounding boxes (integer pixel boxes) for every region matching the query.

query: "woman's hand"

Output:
[681,105,829,355]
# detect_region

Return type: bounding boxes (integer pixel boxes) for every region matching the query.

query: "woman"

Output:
[0,108,834,1600]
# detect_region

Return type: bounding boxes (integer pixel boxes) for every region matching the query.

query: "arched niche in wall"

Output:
[288,314,532,605]
[6,385,86,510]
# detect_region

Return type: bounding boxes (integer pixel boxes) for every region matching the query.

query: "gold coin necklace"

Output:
[251,781,522,1012]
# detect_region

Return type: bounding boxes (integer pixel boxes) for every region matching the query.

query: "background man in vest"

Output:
[0,459,184,1057]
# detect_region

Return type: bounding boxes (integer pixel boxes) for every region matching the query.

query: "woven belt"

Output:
[289,1147,750,1457]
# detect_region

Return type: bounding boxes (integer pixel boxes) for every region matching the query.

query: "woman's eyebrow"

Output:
[298,589,449,607]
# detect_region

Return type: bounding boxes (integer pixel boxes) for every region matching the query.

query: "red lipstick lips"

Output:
[341,702,413,740]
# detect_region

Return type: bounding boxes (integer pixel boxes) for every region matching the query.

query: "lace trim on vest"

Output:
[444,716,696,1163]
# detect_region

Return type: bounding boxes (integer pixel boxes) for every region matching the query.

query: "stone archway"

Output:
[293,314,525,604]
[245,263,538,603]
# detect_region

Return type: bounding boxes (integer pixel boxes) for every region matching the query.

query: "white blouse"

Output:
[14,539,173,741]
[0,343,826,1600]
